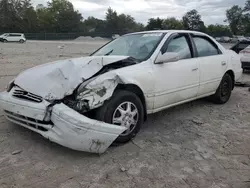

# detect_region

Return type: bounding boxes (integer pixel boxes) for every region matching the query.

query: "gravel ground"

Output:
[0,41,250,188]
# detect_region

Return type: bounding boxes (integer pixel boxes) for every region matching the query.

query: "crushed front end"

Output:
[0,85,126,153]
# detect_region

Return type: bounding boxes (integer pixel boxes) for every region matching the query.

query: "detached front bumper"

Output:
[0,90,126,153]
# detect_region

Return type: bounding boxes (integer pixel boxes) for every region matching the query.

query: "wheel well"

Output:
[225,70,235,89]
[115,84,147,121]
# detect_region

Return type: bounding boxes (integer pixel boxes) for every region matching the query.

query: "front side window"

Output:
[165,35,192,60]
[92,33,164,61]
[193,37,219,57]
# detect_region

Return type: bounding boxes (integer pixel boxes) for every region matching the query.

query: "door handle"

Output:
[221,61,227,66]
[192,68,198,71]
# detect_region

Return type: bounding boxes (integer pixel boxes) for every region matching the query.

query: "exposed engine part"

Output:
[63,96,90,113]
[43,104,54,122]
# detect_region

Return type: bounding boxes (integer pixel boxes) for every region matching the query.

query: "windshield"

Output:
[92,33,164,61]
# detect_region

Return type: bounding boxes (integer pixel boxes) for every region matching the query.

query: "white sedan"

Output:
[0,30,242,153]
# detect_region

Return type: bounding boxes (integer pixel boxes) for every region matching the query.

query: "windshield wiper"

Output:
[104,49,113,56]
[126,56,140,64]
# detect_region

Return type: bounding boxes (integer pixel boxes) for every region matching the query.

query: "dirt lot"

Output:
[0,41,250,188]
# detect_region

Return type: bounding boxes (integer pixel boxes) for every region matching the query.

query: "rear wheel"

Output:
[95,90,144,143]
[19,39,25,43]
[212,73,233,104]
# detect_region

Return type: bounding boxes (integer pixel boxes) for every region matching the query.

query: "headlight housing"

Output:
[6,79,15,92]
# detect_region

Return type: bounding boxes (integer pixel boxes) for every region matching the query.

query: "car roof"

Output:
[124,30,208,36]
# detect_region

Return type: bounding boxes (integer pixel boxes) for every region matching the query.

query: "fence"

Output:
[25,32,117,40]
[0,32,113,40]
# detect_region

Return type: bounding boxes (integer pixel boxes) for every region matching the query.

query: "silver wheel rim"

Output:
[112,101,139,136]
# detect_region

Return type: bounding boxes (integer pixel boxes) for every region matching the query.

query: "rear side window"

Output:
[165,35,192,60]
[193,36,220,57]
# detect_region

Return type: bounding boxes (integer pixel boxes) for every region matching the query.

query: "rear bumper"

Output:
[0,90,126,153]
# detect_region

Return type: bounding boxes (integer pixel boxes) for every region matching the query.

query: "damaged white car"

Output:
[0,30,242,153]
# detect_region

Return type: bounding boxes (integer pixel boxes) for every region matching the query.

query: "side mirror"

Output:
[155,52,179,64]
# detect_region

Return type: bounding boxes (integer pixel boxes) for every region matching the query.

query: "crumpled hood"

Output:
[15,55,129,100]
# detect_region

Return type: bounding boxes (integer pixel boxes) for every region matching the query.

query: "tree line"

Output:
[0,0,250,37]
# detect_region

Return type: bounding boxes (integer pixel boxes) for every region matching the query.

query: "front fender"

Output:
[76,72,124,111]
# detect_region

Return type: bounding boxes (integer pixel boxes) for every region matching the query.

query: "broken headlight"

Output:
[63,97,90,113]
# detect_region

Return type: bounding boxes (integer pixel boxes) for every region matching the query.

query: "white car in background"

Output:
[0,30,242,153]
[231,36,247,43]
[215,37,221,42]
[112,34,120,39]
[230,40,250,72]
[221,36,231,43]
[239,45,250,71]
[0,33,26,43]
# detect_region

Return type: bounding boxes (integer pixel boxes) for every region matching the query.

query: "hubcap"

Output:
[221,79,230,97]
[112,101,139,136]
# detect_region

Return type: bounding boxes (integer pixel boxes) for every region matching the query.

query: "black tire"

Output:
[3,39,7,43]
[212,73,233,104]
[19,39,24,43]
[95,90,144,143]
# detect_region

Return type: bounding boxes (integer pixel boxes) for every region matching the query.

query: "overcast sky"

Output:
[32,0,246,25]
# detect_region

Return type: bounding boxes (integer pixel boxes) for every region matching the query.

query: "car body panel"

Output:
[152,57,200,109]
[197,54,228,95]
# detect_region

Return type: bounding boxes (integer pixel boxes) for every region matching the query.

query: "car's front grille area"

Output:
[12,88,43,103]
[4,110,51,132]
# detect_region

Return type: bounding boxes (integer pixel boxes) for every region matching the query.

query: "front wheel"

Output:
[212,73,233,104]
[95,90,144,143]
[3,39,7,43]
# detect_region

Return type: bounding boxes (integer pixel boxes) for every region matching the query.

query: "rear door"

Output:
[191,35,227,96]
[13,34,21,41]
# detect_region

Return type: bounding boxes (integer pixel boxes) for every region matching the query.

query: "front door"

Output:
[6,34,15,42]
[153,33,199,112]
